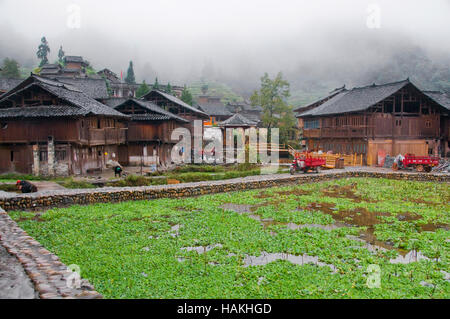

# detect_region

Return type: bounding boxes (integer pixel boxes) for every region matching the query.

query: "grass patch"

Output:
[10,178,450,299]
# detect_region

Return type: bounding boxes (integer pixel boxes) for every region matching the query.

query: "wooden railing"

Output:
[88,128,127,145]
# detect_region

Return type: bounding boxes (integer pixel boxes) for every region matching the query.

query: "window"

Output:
[55,150,67,161]
[97,119,101,129]
[404,102,420,113]
[395,119,402,127]
[39,151,48,162]
[384,101,393,113]
[10,151,14,162]
[304,119,319,129]
[425,120,432,128]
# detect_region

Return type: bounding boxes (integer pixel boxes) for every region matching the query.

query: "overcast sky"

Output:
[0,0,449,92]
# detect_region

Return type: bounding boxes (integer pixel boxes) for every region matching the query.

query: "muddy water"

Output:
[221,191,447,265]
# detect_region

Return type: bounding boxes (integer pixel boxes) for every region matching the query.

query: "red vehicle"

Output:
[392,154,439,172]
[290,154,326,174]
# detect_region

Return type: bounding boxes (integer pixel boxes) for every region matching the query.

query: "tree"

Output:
[0,58,21,78]
[136,81,151,98]
[125,61,136,84]
[181,85,193,106]
[58,46,65,64]
[36,36,50,67]
[153,77,160,90]
[250,72,296,144]
[166,82,172,94]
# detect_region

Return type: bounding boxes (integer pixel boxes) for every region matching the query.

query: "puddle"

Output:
[16,213,46,223]
[321,184,365,203]
[220,203,253,214]
[222,197,448,265]
[170,224,182,237]
[243,251,337,273]
[389,250,433,264]
[287,222,344,231]
[180,244,223,254]
[345,235,434,264]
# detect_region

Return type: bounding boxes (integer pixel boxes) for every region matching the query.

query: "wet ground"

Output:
[218,182,449,266]
[0,244,37,299]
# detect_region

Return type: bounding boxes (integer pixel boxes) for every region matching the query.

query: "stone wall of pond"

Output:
[0,207,102,299]
[0,171,448,212]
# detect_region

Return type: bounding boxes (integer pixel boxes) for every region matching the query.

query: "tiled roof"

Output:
[143,90,209,118]
[0,75,129,119]
[423,91,450,111]
[299,79,411,117]
[0,78,23,93]
[113,98,188,123]
[219,113,257,127]
[56,78,109,99]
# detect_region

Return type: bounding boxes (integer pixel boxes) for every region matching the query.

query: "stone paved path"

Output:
[0,244,36,299]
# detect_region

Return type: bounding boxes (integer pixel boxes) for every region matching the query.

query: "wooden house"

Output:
[111,98,189,167]
[0,75,129,175]
[196,95,233,126]
[142,90,209,147]
[296,79,450,164]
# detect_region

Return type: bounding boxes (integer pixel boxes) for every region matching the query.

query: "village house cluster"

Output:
[0,55,449,176]
[0,56,263,176]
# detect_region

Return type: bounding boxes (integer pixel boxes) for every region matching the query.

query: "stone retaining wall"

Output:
[0,207,102,299]
[1,171,448,212]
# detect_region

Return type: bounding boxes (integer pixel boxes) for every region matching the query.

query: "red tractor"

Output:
[392,154,439,172]
[290,154,326,174]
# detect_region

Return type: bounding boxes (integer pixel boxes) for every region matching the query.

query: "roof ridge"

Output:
[351,78,410,91]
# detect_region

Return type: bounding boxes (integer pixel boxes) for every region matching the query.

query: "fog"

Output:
[1,0,449,97]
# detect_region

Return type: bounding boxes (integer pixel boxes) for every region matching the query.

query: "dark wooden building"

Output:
[111,98,188,167]
[196,95,233,126]
[0,75,129,175]
[296,79,450,164]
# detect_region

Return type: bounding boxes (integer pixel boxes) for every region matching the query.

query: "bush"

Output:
[108,175,168,187]
[57,178,97,189]
[174,165,225,173]
[0,173,47,181]
[0,183,18,192]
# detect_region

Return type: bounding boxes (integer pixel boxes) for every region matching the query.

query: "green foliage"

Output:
[58,46,65,64]
[10,178,449,298]
[0,183,18,192]
[0,58,21,78]
[153,77,160,90]
[57,178,97,189]
[36,36,50,67]
[189,81,244,105]
[136,81,151,98]
[125,61,136,84]
[166,82,172,94]
[180,85,193,106]
[251,72,296,144]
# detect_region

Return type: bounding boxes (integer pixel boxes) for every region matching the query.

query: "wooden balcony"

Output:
[88,128,127,146]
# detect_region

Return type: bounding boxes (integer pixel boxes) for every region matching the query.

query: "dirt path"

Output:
[0,244,37,299]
